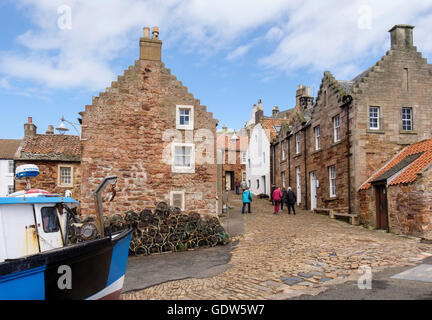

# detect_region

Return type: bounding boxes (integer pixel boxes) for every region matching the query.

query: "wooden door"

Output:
[374,185,388,230]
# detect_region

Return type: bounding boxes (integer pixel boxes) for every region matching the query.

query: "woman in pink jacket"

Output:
[272,186,283,214]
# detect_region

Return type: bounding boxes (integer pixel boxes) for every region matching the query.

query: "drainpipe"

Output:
[341,95,353,215]
[288,134,291,187]
[303,125,308,210]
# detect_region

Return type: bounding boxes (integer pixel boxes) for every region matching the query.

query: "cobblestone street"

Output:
[122,194,432,300]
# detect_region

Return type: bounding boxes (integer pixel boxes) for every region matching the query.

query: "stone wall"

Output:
[80,33,218,216]
[358,165,432,240]
[14,160,81,200]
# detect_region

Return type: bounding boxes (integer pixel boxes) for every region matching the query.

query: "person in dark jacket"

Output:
[281,187,287,210]
[285,187,297,215]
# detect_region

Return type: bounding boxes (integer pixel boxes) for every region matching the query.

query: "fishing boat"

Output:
[0,164,132,300]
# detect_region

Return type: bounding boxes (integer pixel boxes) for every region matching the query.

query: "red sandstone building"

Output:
[271,25,432,239]
[79,27,219,216]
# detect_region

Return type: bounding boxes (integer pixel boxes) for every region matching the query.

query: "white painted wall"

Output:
[245,124,271,196]
[0,160,14,196]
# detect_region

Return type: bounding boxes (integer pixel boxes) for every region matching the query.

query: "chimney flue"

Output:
[140,26,162,61]
[24,117,37,138]
[389,24,414,50]
[46,125,54,135]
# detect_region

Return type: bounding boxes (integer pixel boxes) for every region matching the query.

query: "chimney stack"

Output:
[24,117,37,138]
[272,106,279,118]
[140,26,162,61]
[389,24,414,50]
[257,99,262,110]
[46,125,54,135]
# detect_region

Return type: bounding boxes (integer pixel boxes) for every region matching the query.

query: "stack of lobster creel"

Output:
[122,202,230,256]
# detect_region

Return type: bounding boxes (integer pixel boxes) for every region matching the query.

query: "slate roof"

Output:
[17,134,81,162]
[360,138,432,190]
[0,139,21,159]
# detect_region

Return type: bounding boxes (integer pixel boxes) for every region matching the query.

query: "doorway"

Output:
[374,184,388,230]
[262,175,266,195]
[310,171,317,210]
[225,171,234,191]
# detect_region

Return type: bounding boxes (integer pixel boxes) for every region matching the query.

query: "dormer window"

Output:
[176,105,194,130]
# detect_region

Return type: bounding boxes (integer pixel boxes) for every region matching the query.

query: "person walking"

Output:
[272,186,283,214]
[235,180,240,195]
[270,184,276,205]
[281,187,287,210]
[286,187,297,215]
[242,187,252,214]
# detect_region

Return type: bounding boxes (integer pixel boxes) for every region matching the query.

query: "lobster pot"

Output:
[67,202,230,256]
[118,202,230,256]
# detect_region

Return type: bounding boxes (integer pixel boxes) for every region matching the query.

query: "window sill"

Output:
[172,166,195,174]
[293,153,302,159]
[311,149,322,155]
[280,159,287,164]
[324,197,339,202]
[176,126,194,131]
[400,130,417,135]
[331,141,342,147]
[58,184,74,188]
[367,129,385,134]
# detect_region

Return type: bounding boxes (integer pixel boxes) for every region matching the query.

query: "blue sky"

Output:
[1,0,432,139]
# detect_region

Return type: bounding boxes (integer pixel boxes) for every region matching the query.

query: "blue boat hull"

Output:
[0,229,132,300]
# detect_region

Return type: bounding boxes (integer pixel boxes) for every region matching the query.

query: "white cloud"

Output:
[0,0,431,91]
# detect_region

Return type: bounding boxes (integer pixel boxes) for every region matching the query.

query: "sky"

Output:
[0,0,432,139]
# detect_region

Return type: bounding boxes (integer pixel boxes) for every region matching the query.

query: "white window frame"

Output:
[281,141,286,161]
[256,179,260,189]
[176,105,194,130]
[314,126,320,151]
[329,165,336,197]
[369,106,380,130]
[170,190,185,211]
[295,132,301,154]
[333,115,341,143]
[241,151,247,164]
[402,107,413,131]
[58,165,73,187]
[171,142,195,173]
[282,171,286,188]
[242,171,246,182]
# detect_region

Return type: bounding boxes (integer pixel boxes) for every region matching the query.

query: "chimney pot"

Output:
[143,27,150,39]
[152,26,159,39]
[28,117,32,124]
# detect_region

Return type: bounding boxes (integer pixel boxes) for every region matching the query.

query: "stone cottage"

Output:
[14,117,81,198]
[359,138,432,240]
[79,27,219,216]
[270,25,432,224]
